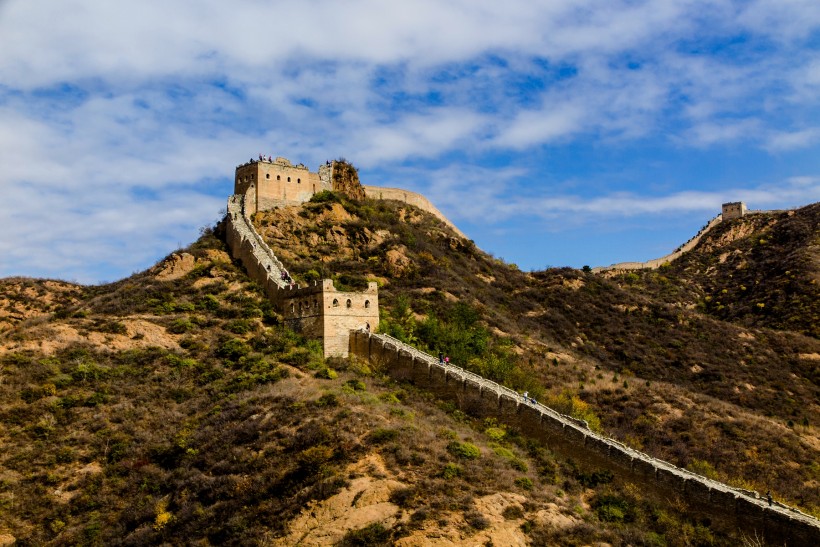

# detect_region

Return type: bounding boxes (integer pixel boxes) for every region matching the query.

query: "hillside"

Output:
[0,196,818,545]
[254,194,820,518]
[0,227,736,546]
[612,204,820,338]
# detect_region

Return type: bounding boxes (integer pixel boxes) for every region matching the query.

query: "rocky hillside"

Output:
[1,226,735,546]
[0,195,818,545]
[615,203,820,338]
[254,194,820,519]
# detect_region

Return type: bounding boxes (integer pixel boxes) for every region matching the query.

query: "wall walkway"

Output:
[225,194,299,302]
[349,330,820,545]
[593,214,723,272]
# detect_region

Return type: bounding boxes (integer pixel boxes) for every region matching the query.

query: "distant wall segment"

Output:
[593,215,723,273]
[362,185,466,238]
[349,330,820,544]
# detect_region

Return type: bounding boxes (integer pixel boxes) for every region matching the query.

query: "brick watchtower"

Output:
[234,157,331,214]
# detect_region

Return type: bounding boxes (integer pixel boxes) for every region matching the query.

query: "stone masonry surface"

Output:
[227,158,818,541]
[350,330,820,545]
[225,193,378,357]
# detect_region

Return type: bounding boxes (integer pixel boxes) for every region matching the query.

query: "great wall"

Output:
[593,201,790,272]
[223,157,820,543]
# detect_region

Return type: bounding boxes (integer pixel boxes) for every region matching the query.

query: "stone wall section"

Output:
[281,278,378,357]
[593,205,797,273]
[362,185,466,238]
[226,194,290,299]
[593,214,723,272]
[349,330,820,544]
[235,157,329,214]
[225,193,378,357]
[234,156,466,240]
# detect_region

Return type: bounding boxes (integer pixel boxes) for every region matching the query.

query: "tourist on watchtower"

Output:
[523,391,528,403]
[438,351,444,364]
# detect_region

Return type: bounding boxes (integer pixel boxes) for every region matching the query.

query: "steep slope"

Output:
[0,227,734,545]
[254,193,820,519]
[605,204,820,338]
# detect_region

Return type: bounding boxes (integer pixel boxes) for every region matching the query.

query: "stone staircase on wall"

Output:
[226,194,292,299]
[349,330,820,544]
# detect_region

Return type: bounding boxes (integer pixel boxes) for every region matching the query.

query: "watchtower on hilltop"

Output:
[235,156,366,214]
[721,201,747,220]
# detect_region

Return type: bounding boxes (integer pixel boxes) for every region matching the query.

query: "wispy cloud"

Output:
[0,0,819,281]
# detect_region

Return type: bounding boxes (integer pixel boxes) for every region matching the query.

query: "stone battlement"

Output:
[350,330,820,544]
[722,201,747,220]
[234,156,464,237]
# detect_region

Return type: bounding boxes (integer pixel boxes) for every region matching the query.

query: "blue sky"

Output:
[1,0,819,283]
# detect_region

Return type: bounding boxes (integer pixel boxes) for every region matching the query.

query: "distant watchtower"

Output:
[721,201,747,221]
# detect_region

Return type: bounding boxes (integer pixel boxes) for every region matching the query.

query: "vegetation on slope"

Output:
[0,226,729,545]
[616,204,820,338]
[254,194,820,518]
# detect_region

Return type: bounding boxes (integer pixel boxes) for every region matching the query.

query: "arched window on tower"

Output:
[364,300,370,308]
[277,175,281,181]
[346,299,352,308]
[332,299,339,307]
[297,178,301,184]
[266,173,270,179]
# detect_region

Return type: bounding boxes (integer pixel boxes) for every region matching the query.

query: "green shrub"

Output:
[309,190,341,204]
[315,393,339,407]
[337,523,391,546]
[368,428,399,444]
[225,319,254,334]
[199,294,220,311]
[314,368,337,380]
[593,494,632,523]
[168,318,194,334]
[344,379,366,391]
[447,441,480,460]
[514,477,533,490]
[379,392,401,405]
[217,338,251,361]
[441,463,463,479]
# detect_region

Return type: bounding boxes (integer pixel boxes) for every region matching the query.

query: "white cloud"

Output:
[765,128,820,151]
[495,103,586,148]
[1,0,819,282]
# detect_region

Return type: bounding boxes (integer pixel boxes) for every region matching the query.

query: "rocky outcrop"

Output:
[331,160,366,201]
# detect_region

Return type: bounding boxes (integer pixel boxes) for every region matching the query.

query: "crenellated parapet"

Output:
[350,330,820,544]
